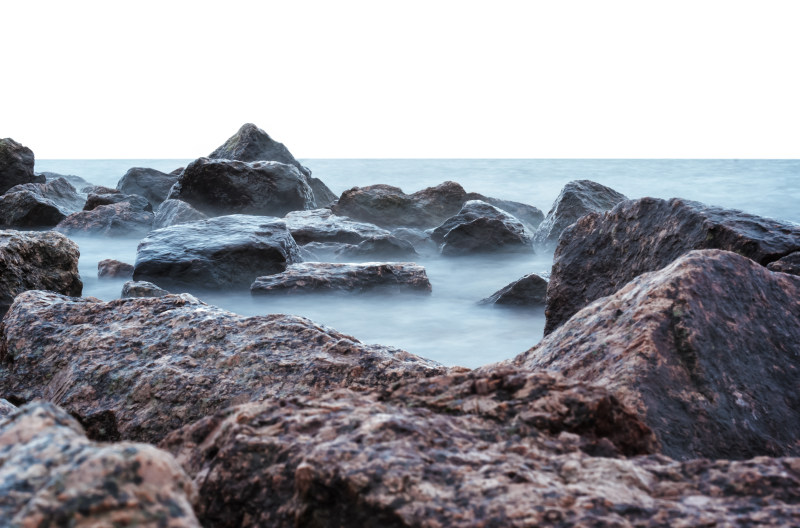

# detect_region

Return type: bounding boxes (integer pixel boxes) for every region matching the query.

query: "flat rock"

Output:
[84,191,152,212]
[117,167,179,208]
[133,215,301,290]
[0,178,85,227]
[251,262,431,295]
[98,258,134,279]
[533,180,627,248]
[519,250,800,460]
[209,122,312,177]
[121,280,169,298]
[0,401,199,526]
[0,290,446,443]
[545,197,800,334]
[153,198,208,229]
[767,250,800,276]
[0,230,81,316]
[0,138,39,194]
[283,208,391,244]
[479,273,548,306]
[55,201,154,237]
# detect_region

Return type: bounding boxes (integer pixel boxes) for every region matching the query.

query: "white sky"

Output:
[2,0,799,159]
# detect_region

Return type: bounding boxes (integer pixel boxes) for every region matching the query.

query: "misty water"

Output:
[36,159,800,368]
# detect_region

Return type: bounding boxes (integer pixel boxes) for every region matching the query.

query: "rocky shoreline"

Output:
[1,127,799,526]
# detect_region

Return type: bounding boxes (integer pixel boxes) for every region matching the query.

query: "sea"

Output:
[34,159,800,368]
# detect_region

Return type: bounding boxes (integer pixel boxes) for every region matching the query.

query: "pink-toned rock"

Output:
[97,258,134,279]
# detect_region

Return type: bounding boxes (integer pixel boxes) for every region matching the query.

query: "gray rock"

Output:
[121,280,169,298]
[209,122,312,177]
[466,193,545,229]
[41,171,94,190]
[335,236,418,260]
[283,208,390,244]
[0,138,38,193]
[81,184,119,195]
[431,200,531,243]
[434,200,534,256]
[767,251,800,276]
[98,258,134,279]
[153,198,208,229]
[392,227,439,256]
[0,178,85,227]
[84,191,152,212]
[308,176,338,207]
[117,167,180,208]
[479,273,548,306]
[0,398,16,417]
[55,201,154,237]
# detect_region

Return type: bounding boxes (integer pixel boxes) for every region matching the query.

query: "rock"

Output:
[121,280,169,298]
[466,193,545,229]
[251,262,431,295]
[153,198,208,229]
[134,215,301,291]
[432,201,534,256]
[533,180,628,248]
[283,208,391,245]
[0,402,199,526]
[170,167,185,175]
[8,177,86,212]
[519,249,800,460]
[117,167,180,208]
[167,157,315,217]
[98,258,134,279]
[55,201,154,237]
[83,191,153,212]
[0,398,16,417]
[0,138,38,193]
[0,178,85,227]
[391,227,439,256]
[335,236,418,260]
[81,184,119,195]
[431,200,531,243]
[767,251,800,276]
[544,197,800,334]
[0,290,446,443]
[479,273,548,306]
[0,230,81,316]
[41,171,94,190]
[209,122,312,177]
[308,176,338,207]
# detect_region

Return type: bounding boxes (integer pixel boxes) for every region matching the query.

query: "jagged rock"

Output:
[533,180,628,248]
[0,290,446,443]
[251,262,431,295]
[431,200,531,243]
[308,177,338,207]
[0,138,39,193]
[134,215,301,290]
[55,201,154,237]
[41,171,94,190]
[153,198,208,229]
[519,250,800,460]
[0,402,199,526]
[209,123,311,177]
[283,208,391,244]
[81,184,119,195]
[466,193,545,229]
[0,398,16,417]
[0,230,81,316]
[545,197,800,334]
[98,258,134,279]
[768,251,800,276]
[83,191,152,212]
[167,157,315,217]
[479,273,548,306]
[117,167,180,208]
[8,177,86,211]
[431,201,534,256]
[0,178,85,227]
[121,280,169,298]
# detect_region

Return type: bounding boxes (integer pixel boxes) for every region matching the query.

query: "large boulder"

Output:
[153,198,208,229]
[209,122,311,177]
[533,180,627,248]
[431,201,534,256]
[55,201,154,237]
[251,262,431,295]
[0,230,81,316]
[167,157,315,217]
[133,215,301,290]
[0,138,40,194]
[545,197,800,334]
[519,250,800,460]
[431,200,531,242]
[0,178,85,227]
[479,273,548,306]
[83,191,152,212]
[0,402,199,526]
[283,208,391,244]
[0,290,446,444]
[117,167,179,208]
[767,250,800,276]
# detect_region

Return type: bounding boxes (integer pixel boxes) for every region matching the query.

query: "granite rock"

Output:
[479,273,548,306]
[121,280,169,298]
[0,178,85,227]
[283,208,391,245]
[97,258,134,279]
[767,250,800,276]
[208,123,312,177]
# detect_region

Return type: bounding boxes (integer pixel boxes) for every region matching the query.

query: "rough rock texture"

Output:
[117,167,179,208]
[134,215,301,290]
[520,250,800,460]
[432,200,532,243]
[41,171,94,190]
[97,258,134,279]
[466,193,545,229]
[167,157,315,217]
[55,202,155,237]
[533,180,628,248]
[0,178,85,227]
[545,197,800,334]
[7,177,85,212]
[0,398,15,417]
[153,198,208,229]
[391,228,439,256]
[283,208,391,244]
[308,177,338,207]
[0,291,445,443]
[251,263,431,295]
[84,191,152,212]
[767,250,800,276]
[335,236,417,260]
[0,138,38,194]
[208,123,312,177]
[479,273,548,306]
[434,201,534,256]
[81,184,119,195]
[0,402,200,526]
[0,230,82,316]
[121,280,169,298]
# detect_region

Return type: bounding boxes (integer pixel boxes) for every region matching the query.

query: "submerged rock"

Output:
[98,258,134,279]
[121,280,169,298]
[283,208,391,244]
[479,273,548,306]
[0,178,85,227]
[117,167,179,208]
[0,138,39,194]
[55,201,154,237]
[545,197,800,334]
[209,122,312,177]
[767,250,800,276]
[153,198,208,229]
[83,190,152,212]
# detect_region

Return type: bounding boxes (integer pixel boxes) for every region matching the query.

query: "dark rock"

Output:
[433,201,534,256]
[466,193,545,229]
[98,258,134,279]
[0,230,81,316]
[431,200,531,243]
[133,215,301,290]
[0,402,199,526]
[8,177,85,211]
[544,197,800,334]
[0,138,37,193]
[336,236,418,260]
[308,176,338,207]
[170,167,185,175]
[153,198,208,229]
[251,262,431,295]
[0,290,446,443]
[208,122,311,177]
[533,180,627,248]
[167,157,315,217]
[0,178,85,227]
[117,167,180,208]
[84,191,153,212]
[296,241,347,261]
[767,251,800,276]
[40,171,94,190]
[121,280,169,298]
[283,208,390,245]
[391,227,439,256]
[479,273,548,306]
[81,184,120,195]
[55,201,154,237]
[0,398,16,417]
[519,249,800,460]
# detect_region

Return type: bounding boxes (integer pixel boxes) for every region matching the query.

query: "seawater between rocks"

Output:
[37,159,800,368]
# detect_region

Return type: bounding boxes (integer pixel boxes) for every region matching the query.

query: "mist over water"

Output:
[38,159,800,368]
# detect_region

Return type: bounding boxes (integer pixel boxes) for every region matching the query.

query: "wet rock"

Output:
[308,177,338,207]
[83,191,152,212]
[121,280,169,298]
[55,201,154,237]
[170,167,185,175]
[0,402,199,526]
[209,122,312,177]
[0,398,16,417]
[391,227,439,256]
[283,208,391,245]
[431,200,531,243]
[134,215,301,290]
[167,157,315,217]
[0,290,446,443]
[117,167,179,208]
[545,197,800,334]
[0,230,81,316]
[153,198,208,229]
[0,138,38,193]
[479,273,548,306]
[336,236,417,260]
[433,201,534,256]
[533,180,628,248]
[0,178,85,227]
[81,184,119,195]
[519,250,800,460]
[41,171,94,190]
[466,193,545,229]
[8,177,86,211]
[767,250,800,276]
[98,258,134,279]
[251,262,431,295]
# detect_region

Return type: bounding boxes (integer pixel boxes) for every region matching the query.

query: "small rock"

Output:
[335,236,418,260]
[251,262,431,294]
[767,251,800,276]
[434,201,534,256]
[98,258,134,279]
[121,280,169,298]
[479,273,548,306]
[0,178,84,227]
[41,171,94,190]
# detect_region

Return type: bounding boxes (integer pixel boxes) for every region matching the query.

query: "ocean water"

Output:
[36,159,800,368]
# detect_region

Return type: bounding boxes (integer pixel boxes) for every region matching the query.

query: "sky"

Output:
[3,0,799,159]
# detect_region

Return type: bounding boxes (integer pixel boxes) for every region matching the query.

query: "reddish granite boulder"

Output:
[97,258,134,279]
[767,250,800,276]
